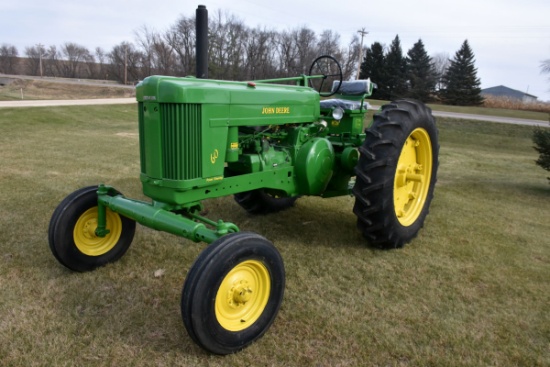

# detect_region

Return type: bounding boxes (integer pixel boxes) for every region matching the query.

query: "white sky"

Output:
[2,0,550,101]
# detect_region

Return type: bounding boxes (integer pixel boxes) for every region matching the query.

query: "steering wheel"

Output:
[308,55,343,97]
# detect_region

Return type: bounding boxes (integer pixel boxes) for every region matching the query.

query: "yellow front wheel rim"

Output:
[215,260,271,331]
[394,128,433,226]
[73,207,122,256]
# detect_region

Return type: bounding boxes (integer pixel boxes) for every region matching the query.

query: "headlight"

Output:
[332,107,344,120]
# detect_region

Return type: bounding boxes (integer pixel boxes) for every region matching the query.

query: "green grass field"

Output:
[0,105,548,366]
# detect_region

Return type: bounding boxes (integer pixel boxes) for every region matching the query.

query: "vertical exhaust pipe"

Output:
[196,5,208,79]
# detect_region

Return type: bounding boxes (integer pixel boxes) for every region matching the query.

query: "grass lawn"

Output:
[0,105,548,366]
[365,98,550,122]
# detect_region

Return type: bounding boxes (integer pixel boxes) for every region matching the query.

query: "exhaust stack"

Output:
[196,5,208,79]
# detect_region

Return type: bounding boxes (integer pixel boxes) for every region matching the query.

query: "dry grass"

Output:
[482,95,550,114]
[0,78,135,101]
[0,105,549,366]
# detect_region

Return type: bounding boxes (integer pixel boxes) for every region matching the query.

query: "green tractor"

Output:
[48,55,438,354]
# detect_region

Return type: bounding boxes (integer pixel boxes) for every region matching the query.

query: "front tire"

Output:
[48,186,136,271]
[181,232,285,354]
[353,99,438,248]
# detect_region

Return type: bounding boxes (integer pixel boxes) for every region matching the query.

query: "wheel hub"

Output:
[82,219,98,240]
[393,128,433,226]
[73,207,122,256]
[215,260,271,331]
[232,281,253,304]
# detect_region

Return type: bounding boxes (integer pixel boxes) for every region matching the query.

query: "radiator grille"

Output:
[160,103,202,180]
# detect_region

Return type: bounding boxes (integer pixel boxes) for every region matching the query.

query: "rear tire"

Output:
[234,190,298,215]
[353,99,438,248]
[181,232,285,354]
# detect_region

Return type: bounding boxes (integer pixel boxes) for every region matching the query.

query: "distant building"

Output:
[481,85,538,103]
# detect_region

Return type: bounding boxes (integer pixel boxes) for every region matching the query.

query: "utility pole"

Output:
[356,28,368,79]
[124,43,128,85]
[37,43,46,78]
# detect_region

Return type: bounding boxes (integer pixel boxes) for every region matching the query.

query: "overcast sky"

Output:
[2,0,550,101]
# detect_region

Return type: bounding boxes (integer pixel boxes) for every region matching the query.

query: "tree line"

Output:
[0,9,484,105]
[0,11,360,84]
[360,36,482,105]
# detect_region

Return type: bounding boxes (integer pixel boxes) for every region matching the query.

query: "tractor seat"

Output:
[319,79,375,111]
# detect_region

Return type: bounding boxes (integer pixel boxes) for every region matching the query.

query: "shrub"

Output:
[533,127,550,182]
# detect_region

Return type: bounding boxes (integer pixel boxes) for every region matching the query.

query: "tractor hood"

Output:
[136,75,320,107]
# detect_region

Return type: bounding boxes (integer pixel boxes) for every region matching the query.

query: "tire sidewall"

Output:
[353,99,439,248]
[387,106,438,237]
[50,186,135,272]
[183,232,285,354]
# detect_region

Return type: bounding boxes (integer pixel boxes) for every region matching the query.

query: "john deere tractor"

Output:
[48,55,438,354]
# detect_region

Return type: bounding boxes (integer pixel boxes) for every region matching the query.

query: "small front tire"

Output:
[181,232,285,354]
[48,186,136,272]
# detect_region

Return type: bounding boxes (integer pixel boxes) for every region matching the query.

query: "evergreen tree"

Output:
[383,35,408,100]
[405,39,436,102]
[441,40,483,105]
[359,42,386,99]
[533,128,550,183]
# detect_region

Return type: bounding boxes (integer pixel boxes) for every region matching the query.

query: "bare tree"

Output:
[225,17,247,80]
[24,44,45,76]
[7,8,387,84]
[166,15,196,76]
[340,34,360,80]
[317,30,342,58]
[108,42,144,83]
[134,25,159,76]
[95,47,109,79]
[432,52,450,91]
[208,10,247,79]
[44,45,59,77]
[276,30,299,76]
[58,43,92,78]
[0,44,19,74]
[293,27,318,74]
[243,27,277,79]
[153,37,176,76]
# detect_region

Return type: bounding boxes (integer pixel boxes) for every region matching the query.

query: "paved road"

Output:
[0,98,548,127]
[431,110,548,128]
[0,98,135,108]
[367,104,548,127]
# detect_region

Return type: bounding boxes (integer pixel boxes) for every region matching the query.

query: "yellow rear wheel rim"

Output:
[394,128,433,226]
[73,207,122,256]
[215,260,271,331]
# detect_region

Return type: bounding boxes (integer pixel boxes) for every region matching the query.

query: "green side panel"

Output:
[323,110,366,136]
[142,102,162,178]
[201,105,229,179]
